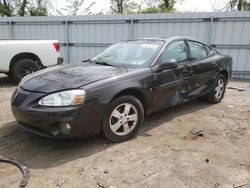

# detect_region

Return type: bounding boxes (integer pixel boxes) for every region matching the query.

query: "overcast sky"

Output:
[51,0,229,15]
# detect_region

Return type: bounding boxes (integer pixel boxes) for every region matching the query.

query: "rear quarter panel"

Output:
[217,54,233,82]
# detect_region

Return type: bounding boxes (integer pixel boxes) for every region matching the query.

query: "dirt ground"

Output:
[0,73,249,188]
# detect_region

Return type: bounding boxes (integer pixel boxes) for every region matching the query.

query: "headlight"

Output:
[38,90,86,107]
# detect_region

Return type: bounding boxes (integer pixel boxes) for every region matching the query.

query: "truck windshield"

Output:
[92,40,164,68]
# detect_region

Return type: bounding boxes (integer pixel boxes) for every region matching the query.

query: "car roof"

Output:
[126,36,201,43]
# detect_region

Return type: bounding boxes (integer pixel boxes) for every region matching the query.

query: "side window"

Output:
[188,41,207,60]
[159,40,188,64]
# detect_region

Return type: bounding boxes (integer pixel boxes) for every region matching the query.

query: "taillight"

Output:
[53,42,60,53]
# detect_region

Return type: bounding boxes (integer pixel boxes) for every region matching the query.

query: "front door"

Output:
[152,40,192,112]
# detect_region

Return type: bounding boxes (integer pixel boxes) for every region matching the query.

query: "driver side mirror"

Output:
[153,59,178,72]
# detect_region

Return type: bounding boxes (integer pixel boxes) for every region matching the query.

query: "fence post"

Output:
[129,18,134,39]
[65,20,70,63]
[8,21,13,39]
[208,16,214,45]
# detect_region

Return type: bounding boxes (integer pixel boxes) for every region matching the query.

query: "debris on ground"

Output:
[233,183,249,188]
[97,182,105,188]
[227,86,247,92]
[226,105,234,108]
[56,179,65,187]
[0,157,30,187]
[205,159,209,163]
[191,128,204,137]
[240,163,250,167]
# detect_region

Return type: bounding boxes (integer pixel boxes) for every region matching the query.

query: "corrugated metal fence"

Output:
[0,12,250,79]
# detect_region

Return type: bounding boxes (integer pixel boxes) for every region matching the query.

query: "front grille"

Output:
[12,93,27,107]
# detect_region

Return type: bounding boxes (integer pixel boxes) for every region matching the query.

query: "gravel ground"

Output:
[0,73,249,188]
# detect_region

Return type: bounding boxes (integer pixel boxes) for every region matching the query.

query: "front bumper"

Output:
[11,87,104,139]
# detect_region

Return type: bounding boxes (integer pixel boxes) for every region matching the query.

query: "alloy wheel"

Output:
[109,103,138,136]
[214,78,225,99]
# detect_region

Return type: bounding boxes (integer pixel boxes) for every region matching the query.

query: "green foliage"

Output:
[110,0,177,14]
[0,0,48,17]
[110,0,129,13]
[139,6,175,13]
[0,0,14,17]
[241,0,250,10]
[218,0,250,11]
[17,0,27,16]
[143,0,176,10]
[159,0,176,10]
[29,5,47,16]
[0,3,12,16]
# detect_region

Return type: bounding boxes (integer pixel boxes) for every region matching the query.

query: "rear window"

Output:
[188,41,207,60]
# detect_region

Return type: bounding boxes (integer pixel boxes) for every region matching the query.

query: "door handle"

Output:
[212,62,217,67]
[182,69,189,74]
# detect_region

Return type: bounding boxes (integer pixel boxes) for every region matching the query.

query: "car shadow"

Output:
[0,74,16,88]
[0,100,210,170]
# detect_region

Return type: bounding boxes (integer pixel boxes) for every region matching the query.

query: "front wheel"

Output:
[205,74,226,103]
[102,96,144,142]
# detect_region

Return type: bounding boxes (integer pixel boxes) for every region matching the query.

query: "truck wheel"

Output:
[205,74,226,104]
[102,96,144,142]
[11,58,40,83]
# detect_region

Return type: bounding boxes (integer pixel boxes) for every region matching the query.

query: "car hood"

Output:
[20,63,128,93]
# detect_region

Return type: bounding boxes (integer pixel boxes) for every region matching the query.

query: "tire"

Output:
[205,74,226,104]
[102,96,144,142]
[11,58,40,83]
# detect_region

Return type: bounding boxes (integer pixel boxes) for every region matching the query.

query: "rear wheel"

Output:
[205,74,226,103]
[11,58,40,83]
[102,96,144,142]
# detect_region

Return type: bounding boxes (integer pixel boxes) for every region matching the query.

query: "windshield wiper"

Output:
[82,59,119,68]
[92,60,114,67]
[81,59,92,63]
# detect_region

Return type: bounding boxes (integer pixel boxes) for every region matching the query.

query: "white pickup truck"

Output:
[0,40,62,82]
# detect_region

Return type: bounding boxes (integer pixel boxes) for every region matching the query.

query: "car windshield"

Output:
[92,40,165,68]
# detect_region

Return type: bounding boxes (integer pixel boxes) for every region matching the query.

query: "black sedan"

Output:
[11,36,232,142]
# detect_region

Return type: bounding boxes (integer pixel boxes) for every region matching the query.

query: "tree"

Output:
[110,0,178,14]
[28,0,47,16]
[67,0,83,15]
[123,1,141,13]
[159,0,176,10]
[212,0,250,11]
[64,0,95,15]
[110,0,129,13]
[139,0,177,13]
[18,0,27,16]
[0,0,15,16]
[29,5,47,16]
[0,0,48,17]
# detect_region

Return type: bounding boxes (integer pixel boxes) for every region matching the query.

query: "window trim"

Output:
[156,39,189,66]
[187,40,209,62]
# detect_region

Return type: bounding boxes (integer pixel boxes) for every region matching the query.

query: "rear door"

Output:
[186,40,218,98]
[152,40,192,112]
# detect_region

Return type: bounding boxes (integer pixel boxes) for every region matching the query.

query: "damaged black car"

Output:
[11,36,232,142]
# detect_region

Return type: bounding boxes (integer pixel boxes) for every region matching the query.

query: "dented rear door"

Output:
[186,41,218,98]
